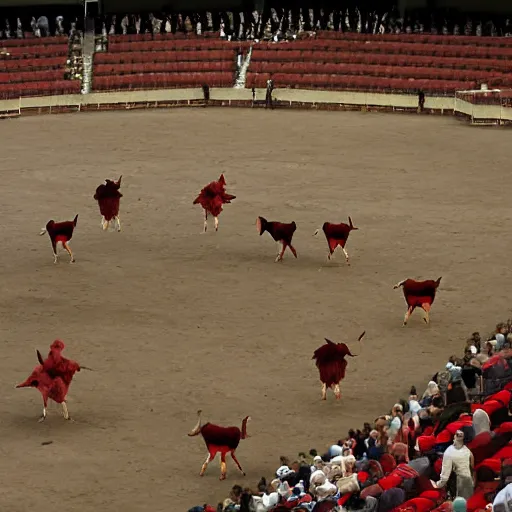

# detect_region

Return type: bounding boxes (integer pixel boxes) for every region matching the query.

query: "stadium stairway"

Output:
[234,46,252,88]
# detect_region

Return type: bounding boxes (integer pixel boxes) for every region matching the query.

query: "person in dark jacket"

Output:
[266,78,274,110]
[418,90,425,112]
[461,361,482,393]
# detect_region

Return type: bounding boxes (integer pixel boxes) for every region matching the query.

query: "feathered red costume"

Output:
[394,277,442,326]
[39,214,78,263]
[188,410,250,480]
[314,217,358,265]
[193,173,236,232]
[312,332,365,400]
[256,216,297,262]
[16,339,91,422]
[94,176,122,231]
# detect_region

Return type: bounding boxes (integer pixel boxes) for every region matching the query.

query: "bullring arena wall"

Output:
[0,87,455,117]
[2,88,511,124]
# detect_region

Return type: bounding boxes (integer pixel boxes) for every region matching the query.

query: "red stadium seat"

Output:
[91,32,512,95]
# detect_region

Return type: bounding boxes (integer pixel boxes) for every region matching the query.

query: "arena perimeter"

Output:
[0,108,510,512]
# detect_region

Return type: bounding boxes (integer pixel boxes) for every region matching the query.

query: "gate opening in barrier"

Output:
[454,87,512,126]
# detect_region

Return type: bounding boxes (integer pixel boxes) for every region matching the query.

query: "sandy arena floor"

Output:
[0,108,510,512]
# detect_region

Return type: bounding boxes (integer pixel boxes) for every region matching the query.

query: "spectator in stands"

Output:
[434,365,452,403]
[447,359,463,382]
[387,403,404,444]
[445,358,470,404]
[55,16,65,36]
[483,340,495,360]
[30,16,39,37]
[435,430,475,499]
[473,332,482,352]
[373,416,389,455]
[453,497,468,512]
[427,394,446,419]
[495,323,508,351]
[365,429,379,451]
[461,357,483,395]
[16,18,22,38]
[353,429,369,458]
[506,19,512,36]
[409,396,422,418]
[463,346,475,365]
[447,379,468,405]
[421,381,440,407]
[37,15,49,37]
[465,332,481,355]
[3,6,512,43]
[223,484,243,510]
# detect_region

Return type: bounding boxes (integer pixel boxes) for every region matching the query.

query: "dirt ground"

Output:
[0,108,510,512]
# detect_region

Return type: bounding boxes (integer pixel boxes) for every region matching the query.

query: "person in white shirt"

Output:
[436,430,475,499]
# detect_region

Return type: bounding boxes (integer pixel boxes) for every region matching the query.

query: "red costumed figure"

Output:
[188,410,250,480]
[314,217,358,265]
[16,339,92,422]
[94,175,122,232]
[394,277,442,326]
[193,173,236,233]
[39,214,78,263]
[256,216,297,262]
[312,331,365,400]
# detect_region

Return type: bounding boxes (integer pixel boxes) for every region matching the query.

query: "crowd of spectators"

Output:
[0,15,82,40]
[1,7,511,44]
[189,321,512,512]
[95,9,512,41]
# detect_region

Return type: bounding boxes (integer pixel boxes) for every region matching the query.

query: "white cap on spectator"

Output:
[276,465,292,479]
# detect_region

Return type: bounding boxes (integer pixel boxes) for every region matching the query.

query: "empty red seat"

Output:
[0,36,67,47]
[4,44,68,59]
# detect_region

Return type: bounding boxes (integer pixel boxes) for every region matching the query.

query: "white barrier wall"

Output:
[453,90,512,125]
[82,88,205,105]
[0,87,456,116]
[502,106,512,122]
[455,99,503,120]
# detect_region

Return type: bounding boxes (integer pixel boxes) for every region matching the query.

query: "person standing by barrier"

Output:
[418,90,425,113]
[266,78,274,110]
[202,84,210,106]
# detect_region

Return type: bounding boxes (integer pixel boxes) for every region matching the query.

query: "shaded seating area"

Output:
[0,36,80,99]
[247,34,512,94]
[92,35,241,91]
